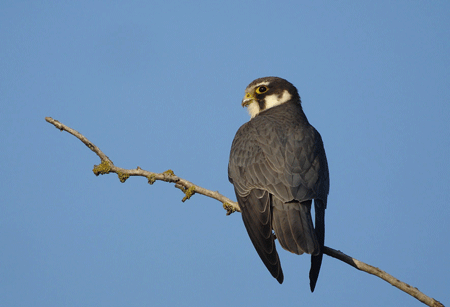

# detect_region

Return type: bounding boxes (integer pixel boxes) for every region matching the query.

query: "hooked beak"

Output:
[241,92,255,107]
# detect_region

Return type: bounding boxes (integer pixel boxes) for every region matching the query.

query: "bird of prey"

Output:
[228,77,329,292]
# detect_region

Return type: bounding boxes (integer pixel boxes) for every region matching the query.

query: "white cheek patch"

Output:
[247,101,260,118]
[264,90,292,110]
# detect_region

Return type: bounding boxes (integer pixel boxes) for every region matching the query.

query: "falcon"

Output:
[228,77,329,292]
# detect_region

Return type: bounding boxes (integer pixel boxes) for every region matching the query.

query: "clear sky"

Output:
[1,1,449,306]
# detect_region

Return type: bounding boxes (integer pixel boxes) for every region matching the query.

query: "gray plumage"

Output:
[228,77,329,291]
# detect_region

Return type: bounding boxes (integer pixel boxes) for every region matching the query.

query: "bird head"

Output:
[242,76,300,118]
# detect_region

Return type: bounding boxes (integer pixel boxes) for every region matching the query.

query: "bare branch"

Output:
[44,117,239,215]
[45,117,444,307]
[323,247,444,307]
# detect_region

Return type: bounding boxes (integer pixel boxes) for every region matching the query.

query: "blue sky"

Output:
[1,1,449,306]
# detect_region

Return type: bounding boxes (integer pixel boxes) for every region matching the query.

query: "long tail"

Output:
[272,199,319,255]
[309,199,325,292]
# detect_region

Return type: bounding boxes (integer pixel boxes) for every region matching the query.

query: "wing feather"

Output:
[237,189,284,283]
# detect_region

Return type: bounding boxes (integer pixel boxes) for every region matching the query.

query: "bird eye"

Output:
[256,86,268,94]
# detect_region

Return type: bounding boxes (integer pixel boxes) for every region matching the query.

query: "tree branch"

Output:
[44,117,239,215]
[45,117,444,307]
[323,247,443,307]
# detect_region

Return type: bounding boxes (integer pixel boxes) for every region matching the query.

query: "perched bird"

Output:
[228,77,329,292]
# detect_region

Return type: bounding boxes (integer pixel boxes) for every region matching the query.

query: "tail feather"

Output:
[309,199,325,292]
[272,199,319,255]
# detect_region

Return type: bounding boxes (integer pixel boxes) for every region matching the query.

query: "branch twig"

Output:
[45,117,444,307]
[44,117,239,215]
